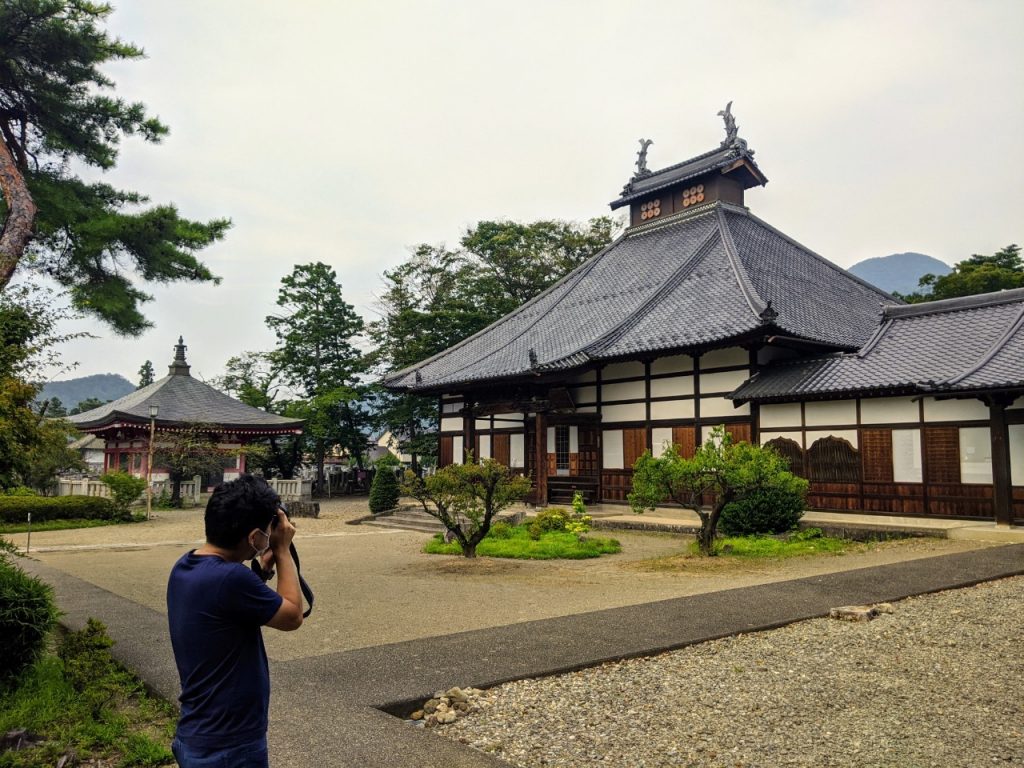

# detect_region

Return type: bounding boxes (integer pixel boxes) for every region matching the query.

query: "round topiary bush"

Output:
[0,557,59,686]
[368,459,401,513]
[719,484,806,536]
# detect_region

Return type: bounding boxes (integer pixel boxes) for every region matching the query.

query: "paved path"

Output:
[19,535,1024,767]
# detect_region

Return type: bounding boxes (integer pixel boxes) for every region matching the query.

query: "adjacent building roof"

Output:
[730,288,1024,403]
[67,339,304,434]
[385,202,897,393]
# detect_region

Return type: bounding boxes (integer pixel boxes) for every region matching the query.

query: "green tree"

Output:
[369,218,616,470]
[69,397,105,415]
[153,423,232,507]
[99,470,146,520]
[628,426,808,556]
[402,459,531,558]
[266,262,365,490]
[368,454,400,513]
[899,244,1023,303]
[0,0,230,333]
[21,417,83,493]
[137,360,155,388]
[40,395,65,417]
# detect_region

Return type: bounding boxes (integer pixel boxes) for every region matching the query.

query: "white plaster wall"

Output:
[700,369,751,394]
[569,370,597,384]
[547,427,555,451]
[650,399,695,420]
[760,431,804,448]
[652,427,673,457]
[651,354,693,374]
[602,380,646,402]
[441,400,462,413]
[701,347,749,368]
[1010,425,1023,485]
[570,386,597,404]
[760,403,802,429]
[478,434,491,460]
[475,419,490,430]
[700,397,748,418]
[805,400,857,427]
[860,397,919,424]
[1009,397,1024,410]
[577,406,598,414]
[650,376,694,398]
[601,402,647,422]
[440,417,462,432]
[602,361,646,380]
[806,429,859,449]
[492,414,523,430]
[569,426,579,453]
[923,398,990,422]
[452,436,464,465]
[892,429,923,483]
[602,430,624,469]
[510,434,525,468]
[959,426,992,484]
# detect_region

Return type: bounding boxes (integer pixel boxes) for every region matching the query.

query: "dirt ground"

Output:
[9,498,999,662]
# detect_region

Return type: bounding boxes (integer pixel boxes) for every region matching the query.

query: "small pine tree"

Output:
[368,456,401,513]
[137,360,155,388]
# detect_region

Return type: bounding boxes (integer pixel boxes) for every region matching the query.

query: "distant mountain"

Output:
[848,252,952,296]
[38,373,135,410]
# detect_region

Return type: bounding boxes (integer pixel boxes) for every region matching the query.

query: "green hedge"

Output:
[0,557,59,686]
[719,486,805,536]
[0,495,116,524]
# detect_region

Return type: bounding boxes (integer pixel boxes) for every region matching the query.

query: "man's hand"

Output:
[269,508,296,555]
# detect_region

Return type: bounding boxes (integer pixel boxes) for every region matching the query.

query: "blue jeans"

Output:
[171,736,269,768]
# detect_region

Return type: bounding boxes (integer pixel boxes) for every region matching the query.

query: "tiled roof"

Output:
[609,143,767,209]
[731,288,1024,402]
[385,202,897,392]
[67,370,304,433]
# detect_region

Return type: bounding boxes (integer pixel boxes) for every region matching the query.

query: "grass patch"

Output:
[0,517,140,534]
[0,632,175,767]
[423,525,621,559]
[711,529,852,559]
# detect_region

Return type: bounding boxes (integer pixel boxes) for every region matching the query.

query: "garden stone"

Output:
[829,605,879,621]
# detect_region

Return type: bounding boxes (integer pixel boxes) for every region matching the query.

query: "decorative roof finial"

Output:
[168,336,191,376]
[528,347,539,371]
[759,300,778,325]
[414,370,422,384]
[718,101,751,154]
[634,138,653,178]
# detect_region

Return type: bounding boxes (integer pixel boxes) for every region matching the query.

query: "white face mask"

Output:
[251,528,271,559]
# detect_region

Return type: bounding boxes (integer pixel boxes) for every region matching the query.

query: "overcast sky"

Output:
[41,0,1024,385]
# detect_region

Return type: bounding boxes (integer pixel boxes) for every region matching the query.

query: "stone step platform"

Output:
[362,506,525,535]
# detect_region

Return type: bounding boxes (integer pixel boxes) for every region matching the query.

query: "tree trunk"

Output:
[461,541,477,558]
[170,472,183,508]
[315,439,325,496]
[0,133,37,290]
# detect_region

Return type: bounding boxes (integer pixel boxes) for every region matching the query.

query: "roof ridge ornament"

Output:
[759,300,778,325]
[168,335,191,376]
[634,138,653,179]
[718,101,753,155]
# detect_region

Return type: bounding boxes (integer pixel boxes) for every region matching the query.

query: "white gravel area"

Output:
[438,575,1024,767]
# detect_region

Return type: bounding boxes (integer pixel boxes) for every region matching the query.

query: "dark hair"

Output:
[204,474,280,548]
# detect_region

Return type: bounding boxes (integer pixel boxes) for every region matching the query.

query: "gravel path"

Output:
[438,575,1024,767]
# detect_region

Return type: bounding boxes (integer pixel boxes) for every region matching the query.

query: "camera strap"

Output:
[251,542,314,618]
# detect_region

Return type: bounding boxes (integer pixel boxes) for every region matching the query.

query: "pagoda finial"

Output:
[168,336,191,376]
[634,138,653,178]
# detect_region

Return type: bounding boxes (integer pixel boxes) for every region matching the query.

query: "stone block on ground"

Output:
[829,605,879,622]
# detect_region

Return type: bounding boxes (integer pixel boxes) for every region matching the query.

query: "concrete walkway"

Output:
[19,540,1024,768]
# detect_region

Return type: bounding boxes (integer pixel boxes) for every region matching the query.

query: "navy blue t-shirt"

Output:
[167,551,283,748]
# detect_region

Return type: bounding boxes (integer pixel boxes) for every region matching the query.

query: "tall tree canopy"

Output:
[0,0,229,333]
[369,217,616,468]
[137,359,154,388]
[900,244,1023,303]
[267,262,366,486]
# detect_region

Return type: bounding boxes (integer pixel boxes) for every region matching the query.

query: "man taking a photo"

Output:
[167,474,304,767]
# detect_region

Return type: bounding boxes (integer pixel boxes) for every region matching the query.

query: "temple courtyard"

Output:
[12,502,1024,766]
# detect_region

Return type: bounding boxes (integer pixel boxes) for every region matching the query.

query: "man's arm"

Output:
[265,509,304,631]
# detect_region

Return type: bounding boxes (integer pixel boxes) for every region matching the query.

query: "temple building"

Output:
[384,107,1023,525]
[67,338,303,488]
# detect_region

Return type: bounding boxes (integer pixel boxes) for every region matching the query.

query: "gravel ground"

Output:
[438,575,1024,768]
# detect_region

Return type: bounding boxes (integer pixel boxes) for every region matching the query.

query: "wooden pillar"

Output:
[534,412,547,506]
[462,402,476,464]
[989,396,1013,526]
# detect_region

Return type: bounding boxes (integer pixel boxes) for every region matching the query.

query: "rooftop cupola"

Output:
[610,102,768,228]
[168,335,191,376]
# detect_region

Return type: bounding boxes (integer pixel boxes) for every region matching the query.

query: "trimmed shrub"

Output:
[487,521,514,539]
[528,507,568,539]
[719,484,806,536]
[2,486,41,496]
[99,471,147,520]
[0,558,59,686]
[368,459,401,513]
[0,495,116,524]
